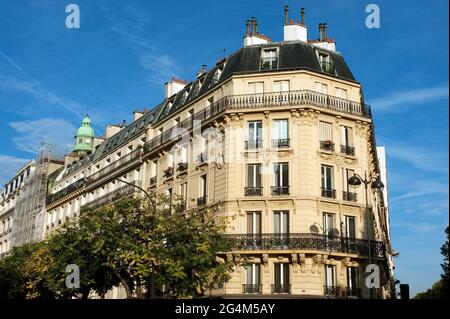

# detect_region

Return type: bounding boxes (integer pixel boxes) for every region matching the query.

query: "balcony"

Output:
[85,148,143,185]
[320,61,335,75]
[141,90,370,158]
[224,233,385,258]
[321,188,336,199]
[324,285,340,297]
[81,181,141,211]
[245,139,263,150]
[271,186,290,196]
[343,191,357,202]
[47,178,86,205]
[242,284,262,294]
[271,284,290,294]
[341,144,355,156]
[244,187,263,197]
[271,138,290,148]
[320,140,335,152]
[260,57,278,70]
[197,196,207,206]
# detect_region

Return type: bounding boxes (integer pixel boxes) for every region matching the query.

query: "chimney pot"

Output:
[251,17,256,35]
[323,23,328,40]
[284,5,289,25]
[300,8,305,25]
[246,19,251,35]
[318,23,323,41]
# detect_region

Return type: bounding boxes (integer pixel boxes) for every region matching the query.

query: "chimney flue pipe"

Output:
[319,23,323,41]
[284,5,289,25]
[246,19,251,35]
[300,8,305,25]
[251,17,256,35]
[323,23,327,40]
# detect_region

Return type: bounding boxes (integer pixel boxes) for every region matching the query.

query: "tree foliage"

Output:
[0,192,235,299]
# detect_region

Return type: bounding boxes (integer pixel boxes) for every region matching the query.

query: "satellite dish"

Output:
[309,225,320,234]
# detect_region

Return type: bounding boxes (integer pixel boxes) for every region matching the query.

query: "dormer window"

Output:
[260,48,278,70]
[179,91,188,105]
[318,52,335,75]
[210,68,222,87]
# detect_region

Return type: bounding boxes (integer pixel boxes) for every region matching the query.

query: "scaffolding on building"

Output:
[11,141,62,247]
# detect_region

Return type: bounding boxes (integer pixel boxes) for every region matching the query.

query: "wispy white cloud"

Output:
[369,84,449,111]
[391,220,441,233]
[100,4,180,87]
[0,155,30,187]
[387,144,449,173]
[0,51,83,117]
[9,118,76,155]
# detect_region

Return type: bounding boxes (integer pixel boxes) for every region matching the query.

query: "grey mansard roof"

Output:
[63,41,356,176]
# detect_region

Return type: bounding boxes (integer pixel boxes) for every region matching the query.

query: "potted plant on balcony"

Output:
[177,162,188,172]
[163,167,174,178]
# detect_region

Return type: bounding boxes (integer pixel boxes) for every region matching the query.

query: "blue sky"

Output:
[0,0,448,296]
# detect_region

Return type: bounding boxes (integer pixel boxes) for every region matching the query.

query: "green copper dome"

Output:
[73,114,95,153]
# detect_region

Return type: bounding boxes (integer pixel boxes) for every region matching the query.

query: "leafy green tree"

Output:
[0,242,42,299]
[441,226,449,283]
[154,199,235,298]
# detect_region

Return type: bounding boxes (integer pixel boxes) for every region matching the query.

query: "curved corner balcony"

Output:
[224,233,385,259]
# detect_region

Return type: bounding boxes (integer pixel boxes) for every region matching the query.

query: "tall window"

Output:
[245,264,261,293]
[272,163,289,195]
[322,213,334,237]
[319,121,333,151]
[260,49,278,70]
[246,164,262,196]
[200,175,207,200]
[180,182,188,202]
[247,121,263,149]
[347,267,359,295]
[344,215,356,238]
[340,125,354,156]
[342,168,356,201]
[273,211,289,234]
[249,82,264,94]
[321,165,335,198]
[324,265,337,289]
[273,263,290,293]
[247,212,261,234]
[272,119,289,148]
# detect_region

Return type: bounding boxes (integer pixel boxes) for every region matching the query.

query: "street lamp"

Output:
[117,179,156,299]
[347,171,384,299]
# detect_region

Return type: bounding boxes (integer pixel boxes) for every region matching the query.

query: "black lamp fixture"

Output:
[347,171,384,299]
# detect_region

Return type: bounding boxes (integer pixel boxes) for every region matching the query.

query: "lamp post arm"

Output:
[117,179,152,203]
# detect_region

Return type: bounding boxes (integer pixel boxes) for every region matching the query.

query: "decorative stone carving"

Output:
[263,254,269,273]
[299,254,306,273]
[291,254,299,273]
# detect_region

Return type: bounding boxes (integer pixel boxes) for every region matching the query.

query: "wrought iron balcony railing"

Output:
[224,233,385,258]
[343,191,357,202]
[81,181,141,211]
[321,188,336,199]
[47,178,86,205]
[197,196,207,206]
[242,284,262,294]
[177,162,188,172]
[271,284,290,294]
[324,285,341,297]
[245,139,263,150]
[320,140,335,152]
[85,148,142,184]
[142,90,370,157]
[271,186,290,196]
[271,138,290,148]
[163,167,174,178]
[244,187,263,196]
[340,144,355,156]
